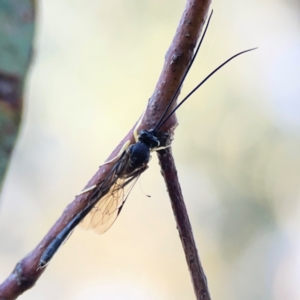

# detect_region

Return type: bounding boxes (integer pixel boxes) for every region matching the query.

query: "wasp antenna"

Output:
[157,47,258,129]
[153,9,214,132]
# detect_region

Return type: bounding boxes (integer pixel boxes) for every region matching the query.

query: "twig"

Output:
[158,148,211,300]
[0,0,211,298]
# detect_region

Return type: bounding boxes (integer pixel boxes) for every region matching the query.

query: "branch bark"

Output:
[0,0,211,298]
[158,148,211,300]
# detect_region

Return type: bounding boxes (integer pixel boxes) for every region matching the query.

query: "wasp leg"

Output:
[102,140,131,166]
[154,144,171,151]
[133,110,146,142]
[103,110,145,165]
[77,184,97,196]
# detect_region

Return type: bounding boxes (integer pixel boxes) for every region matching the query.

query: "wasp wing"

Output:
[80,171,142,234]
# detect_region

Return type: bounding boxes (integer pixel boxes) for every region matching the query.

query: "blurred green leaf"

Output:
[0,0,35,186]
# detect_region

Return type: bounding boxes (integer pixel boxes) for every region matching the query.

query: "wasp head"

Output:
[138,130,160,149]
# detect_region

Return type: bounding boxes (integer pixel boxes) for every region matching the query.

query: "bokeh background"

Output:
[1,0,300,299]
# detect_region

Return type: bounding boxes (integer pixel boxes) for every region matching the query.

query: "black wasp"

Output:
[39,11,256,268]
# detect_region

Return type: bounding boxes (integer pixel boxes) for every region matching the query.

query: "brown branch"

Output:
[158,148,211,300]
[0,0,211,299]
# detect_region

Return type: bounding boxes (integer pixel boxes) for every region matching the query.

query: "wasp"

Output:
[39,11,256,268]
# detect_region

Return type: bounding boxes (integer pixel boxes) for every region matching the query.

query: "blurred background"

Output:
[1,0,300,299]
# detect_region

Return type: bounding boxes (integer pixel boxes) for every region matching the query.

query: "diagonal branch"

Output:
[0,0,211,299]
[158,148,211,300]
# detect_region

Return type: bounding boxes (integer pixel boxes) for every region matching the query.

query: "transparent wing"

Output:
[80,175,139,234]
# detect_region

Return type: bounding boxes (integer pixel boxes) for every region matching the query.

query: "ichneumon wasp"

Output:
[39,11,256,268]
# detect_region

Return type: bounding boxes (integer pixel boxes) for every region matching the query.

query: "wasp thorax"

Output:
[128,142,150,169]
